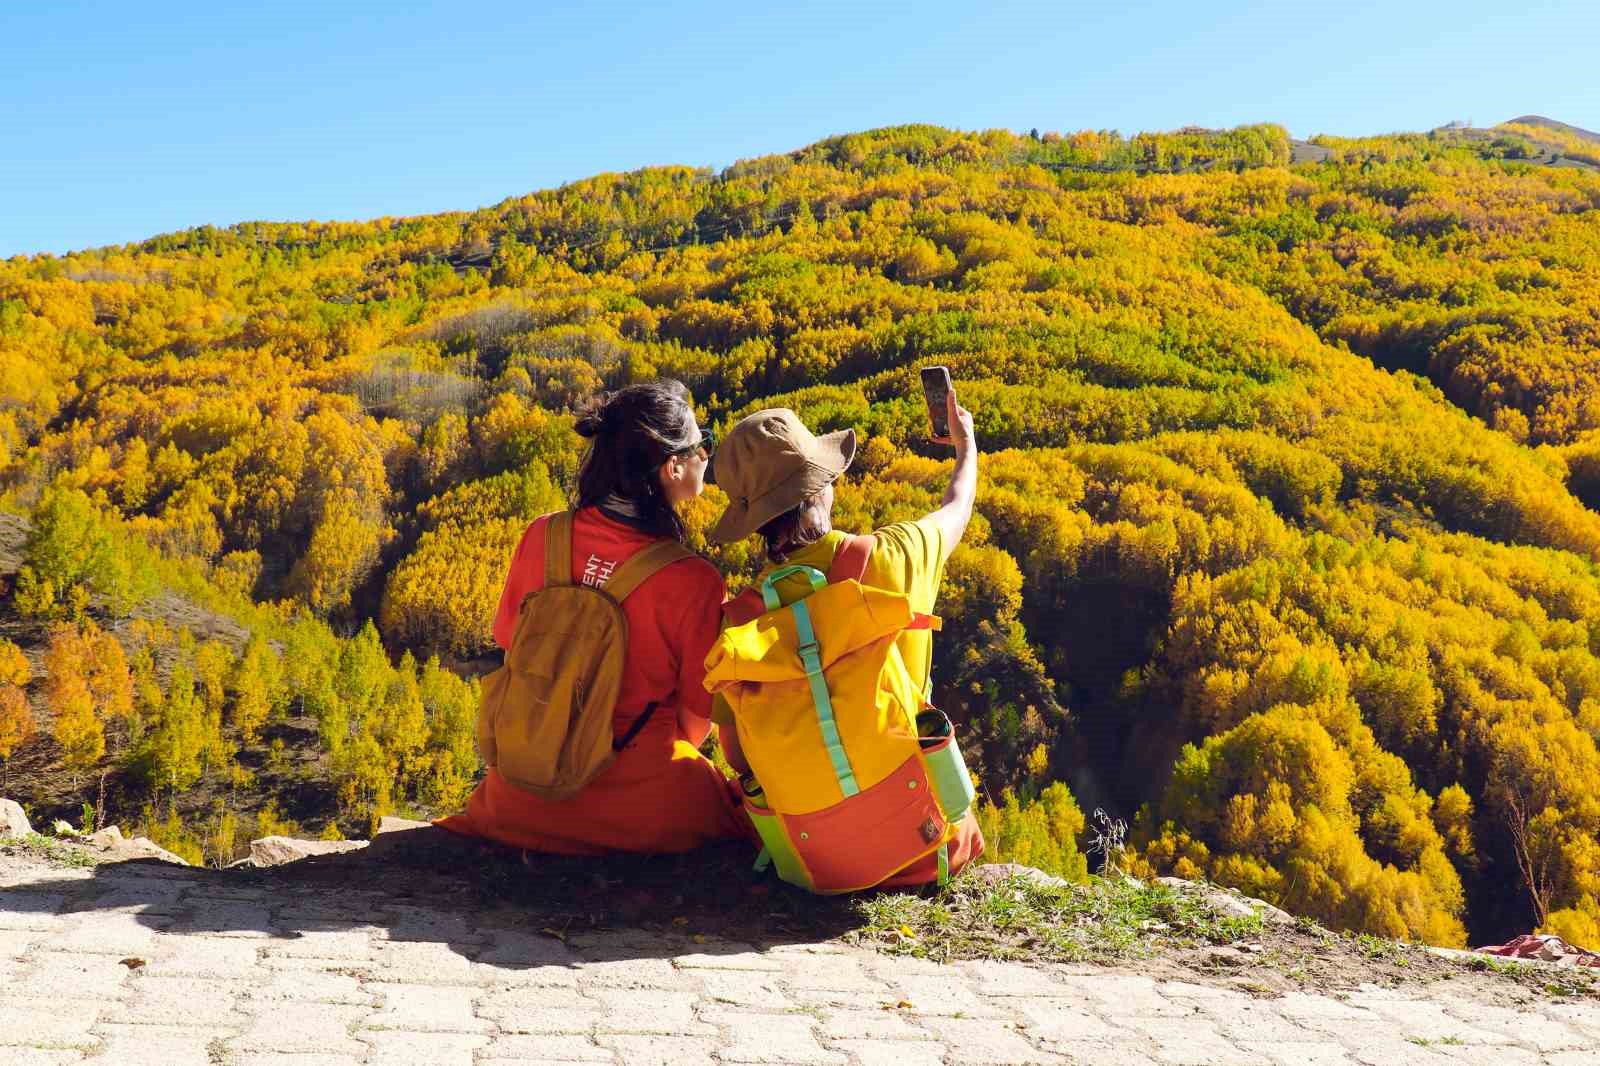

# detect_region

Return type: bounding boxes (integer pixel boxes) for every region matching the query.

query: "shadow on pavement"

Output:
[1,827,869,971]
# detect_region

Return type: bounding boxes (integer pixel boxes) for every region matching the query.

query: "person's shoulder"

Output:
[871,515,942,552]
[652,549,726,595]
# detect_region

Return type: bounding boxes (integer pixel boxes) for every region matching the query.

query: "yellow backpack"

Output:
[476,510,692,800]
[704,537,977,893]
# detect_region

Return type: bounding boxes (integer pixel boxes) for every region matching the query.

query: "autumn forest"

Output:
[4,117,1600,951]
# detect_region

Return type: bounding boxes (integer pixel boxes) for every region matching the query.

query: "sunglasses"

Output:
[674,428,716,460]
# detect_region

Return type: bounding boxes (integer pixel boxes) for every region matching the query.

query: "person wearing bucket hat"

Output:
[706,409,857,547]
[707,383,985,887]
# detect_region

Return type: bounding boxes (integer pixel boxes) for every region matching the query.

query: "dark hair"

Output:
[574,379,699,542]
[757,489,832,564]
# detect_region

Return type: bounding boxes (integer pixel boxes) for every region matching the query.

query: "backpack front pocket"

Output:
[781,753,946,892]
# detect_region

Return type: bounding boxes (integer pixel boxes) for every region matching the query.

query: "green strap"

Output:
[761,564,827,610]
[791,598,859,797]
[937,843,950,886]
[754,847,772,873]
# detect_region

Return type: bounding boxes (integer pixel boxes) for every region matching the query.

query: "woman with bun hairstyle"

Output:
[439,379,751,854]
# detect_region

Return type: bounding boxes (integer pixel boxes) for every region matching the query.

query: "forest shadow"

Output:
[4,828,866,970]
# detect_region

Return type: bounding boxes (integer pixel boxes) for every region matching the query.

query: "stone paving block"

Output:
[1237,1040,1356,1066]
[232,1056,364,1066]
[356,1031,488,1065]
[891,971,1010,1018]
[699,1009,845,1065]
[597,1035,719,1066]
[9,952,134,999]
[471,958,582,987]
[829,1039,947,1066]
[1105,1016,1257,1066]
[477,984,600,1033]
[698,969,793,1008]
[362,983,490,1032]
[4,1050,87,1065]
[0,892,69,929]
[673,943,784,971]
[818,1007,934,1040]
[1271,991,1383,1032]
[139,934,261,978]
[1049,1043,1162,1066]
[386,905,490,944]
[0,927,40,956]
[91,1024,224,1066]
[1013,999,1115,1044]
[1435,1047,1546,1065]
[784,984,887,1009]
[1158,980,1254,1004]
[227,1003,369,1057]
[1438,998,1593,1050]
[365,937,475,983]
[172,900,276,936]
[101,974,252,1027]
[1331,1037,1454,1066]
[472,928,575,969]
[1048,975,1192,1018]
[1547,1052,1600,1066]
[0,998,102,1049]
[573,954,691,990]
[1544,1001,1600,1042]
[1190,1000,1324,1044]
[260,923,379,960]
[246,969,377,1006]
[1344,998,1514,1046]
[478,1034,615,1061]
[920,1015,1065,1064]
[860,952,959,979]
[186,883,277,902]
[47,912,171,954]
[591,987,715,1035]
[961,959,1074,997]
[77,877,191,915]
[777,953,883,993]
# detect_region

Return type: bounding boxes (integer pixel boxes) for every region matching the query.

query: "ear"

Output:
[658,454,687,490]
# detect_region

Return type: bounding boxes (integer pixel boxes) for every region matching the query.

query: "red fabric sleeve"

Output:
[669,558,727,723]
[492,516,550,651]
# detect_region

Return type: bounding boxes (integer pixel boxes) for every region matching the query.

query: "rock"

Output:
[967,862,1072,889]
[86,826,125,849]
[121,837,190,865]
[247,835,369,868]
[377,815,433,835]
[1158,876,1295,925]
[1,798,32,839]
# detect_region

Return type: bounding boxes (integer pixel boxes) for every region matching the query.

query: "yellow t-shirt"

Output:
[712,519,947,728]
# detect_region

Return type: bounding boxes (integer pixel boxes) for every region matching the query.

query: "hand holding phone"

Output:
[920,365,952,440]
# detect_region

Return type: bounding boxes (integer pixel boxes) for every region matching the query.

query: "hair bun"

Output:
[574,391,617,438]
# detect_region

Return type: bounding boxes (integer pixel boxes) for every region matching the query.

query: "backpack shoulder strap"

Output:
[544,511,575,587]
[601,538,695,603]
[827,533,875,583]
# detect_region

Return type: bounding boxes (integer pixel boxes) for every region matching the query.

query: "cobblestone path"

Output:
[2,852,1597,1065]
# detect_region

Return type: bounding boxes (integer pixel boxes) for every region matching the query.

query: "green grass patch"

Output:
[852,870,1264,963]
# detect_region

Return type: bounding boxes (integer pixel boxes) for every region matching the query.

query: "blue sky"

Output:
[3,0,1597,258]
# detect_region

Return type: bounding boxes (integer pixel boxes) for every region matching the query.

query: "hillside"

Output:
[3,119,1600,952]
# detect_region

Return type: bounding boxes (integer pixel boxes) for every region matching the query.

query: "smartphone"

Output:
[920,366,952,439]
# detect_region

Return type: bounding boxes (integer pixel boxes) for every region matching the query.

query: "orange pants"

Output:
[438,720,752,856]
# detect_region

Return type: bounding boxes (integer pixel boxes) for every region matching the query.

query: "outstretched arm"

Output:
[925,387,978,563]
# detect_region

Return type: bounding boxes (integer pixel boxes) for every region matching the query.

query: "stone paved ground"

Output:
[2,851,1597,1066]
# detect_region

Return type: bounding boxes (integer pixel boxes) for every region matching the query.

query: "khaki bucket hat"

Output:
[707,409,856,544]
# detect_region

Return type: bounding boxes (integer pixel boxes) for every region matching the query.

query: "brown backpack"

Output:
[475,510,693,801]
